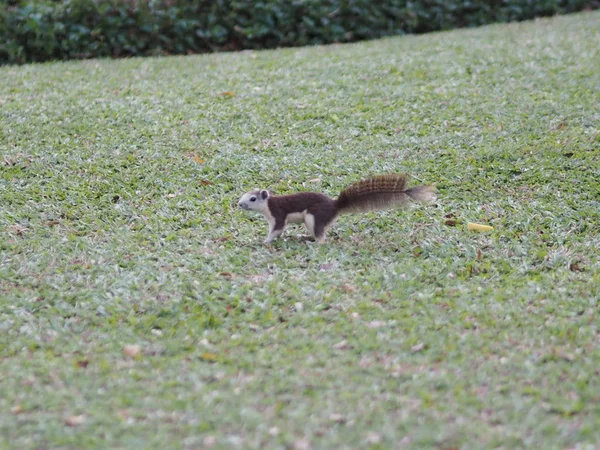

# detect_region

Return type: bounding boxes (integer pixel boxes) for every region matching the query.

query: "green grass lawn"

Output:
[1,11,599,449]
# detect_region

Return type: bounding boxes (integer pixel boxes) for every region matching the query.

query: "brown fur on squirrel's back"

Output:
[335,173,435,214]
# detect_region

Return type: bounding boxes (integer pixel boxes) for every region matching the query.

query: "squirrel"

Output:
[238,173,435,244]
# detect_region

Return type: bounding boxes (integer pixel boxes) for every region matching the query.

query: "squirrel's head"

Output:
[238,189,270,213]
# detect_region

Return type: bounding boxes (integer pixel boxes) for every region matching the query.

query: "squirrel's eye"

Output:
[250,197,256,202]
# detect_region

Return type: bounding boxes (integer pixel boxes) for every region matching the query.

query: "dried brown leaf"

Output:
[293,438,311,450]
[411,343,426,353]
[123,344,141,358]
[7,224,29,236]
[569,262,582,272]
[332,340,350,350]
[366,432,381,444]
[329,413,346,423]
[203,435,217,447]
[65,415,85,427]
[341,284,356,293]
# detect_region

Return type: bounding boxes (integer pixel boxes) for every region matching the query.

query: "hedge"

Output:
[1,0,598,65]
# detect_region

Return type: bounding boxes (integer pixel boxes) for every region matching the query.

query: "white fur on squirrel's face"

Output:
[238,189,270,212]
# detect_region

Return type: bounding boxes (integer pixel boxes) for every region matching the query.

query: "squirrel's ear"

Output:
[260,190,269,200]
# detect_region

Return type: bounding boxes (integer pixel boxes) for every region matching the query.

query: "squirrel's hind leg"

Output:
[304,213,327,244]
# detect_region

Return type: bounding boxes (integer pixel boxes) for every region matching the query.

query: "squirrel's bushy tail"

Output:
[335,174,435,215]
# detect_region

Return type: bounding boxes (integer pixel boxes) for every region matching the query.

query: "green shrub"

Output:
[1,0,598,64]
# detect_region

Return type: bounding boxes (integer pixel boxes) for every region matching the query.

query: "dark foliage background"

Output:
[1,0,598,64]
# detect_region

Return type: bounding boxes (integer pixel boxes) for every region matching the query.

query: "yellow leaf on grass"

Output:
[467,222,494,232]
[219,91,235,97]
[185,152,205,164]
[201,352,218,362]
